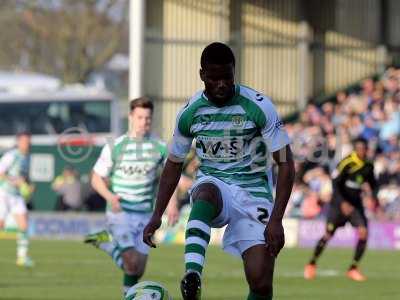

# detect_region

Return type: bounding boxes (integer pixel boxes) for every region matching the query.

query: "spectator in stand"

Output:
[52,165,82,211]
[286,67,400,221]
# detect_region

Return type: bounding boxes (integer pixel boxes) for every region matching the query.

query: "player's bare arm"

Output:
[91,171,121,212]
[265,145,295,257]
[166,188,180,226]
[143,156,184,247]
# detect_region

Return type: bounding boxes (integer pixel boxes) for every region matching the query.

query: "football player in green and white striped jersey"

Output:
[0,131,34,268]
[143,43,295,300]
[85,97,179,296]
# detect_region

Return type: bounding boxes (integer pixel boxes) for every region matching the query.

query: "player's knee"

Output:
[192,183,221,207]
[324,232,333,240]
[357,227,368,240]
[123,260,140,275]
[122,251,138,274]
[248,277,273,296]
[247,269,273,295]
[325,223,336,238]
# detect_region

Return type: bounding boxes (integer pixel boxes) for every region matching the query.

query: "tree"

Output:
[0,0,128,83]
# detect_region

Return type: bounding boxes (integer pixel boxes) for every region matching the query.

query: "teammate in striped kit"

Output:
[85,97,179,295]
[143,42,295,300]
[0,131,34,267]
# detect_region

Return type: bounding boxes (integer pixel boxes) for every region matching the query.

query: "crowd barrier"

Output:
[1,210,399,250]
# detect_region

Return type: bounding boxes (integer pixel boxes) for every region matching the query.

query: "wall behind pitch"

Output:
[143,0,386,140]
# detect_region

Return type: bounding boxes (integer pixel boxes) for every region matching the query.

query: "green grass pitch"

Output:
[0,240,399,299]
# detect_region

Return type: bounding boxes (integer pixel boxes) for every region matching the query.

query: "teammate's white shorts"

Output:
[0,189,27,220]
[189,176,274,257]
[106,211,151,255]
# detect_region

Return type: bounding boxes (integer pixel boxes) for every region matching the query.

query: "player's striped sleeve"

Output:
[169,105,194,162]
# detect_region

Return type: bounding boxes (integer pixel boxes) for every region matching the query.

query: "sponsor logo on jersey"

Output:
[197,136,248,159]
[232,115,245,128]
[115,162,156,176]
[200,114,212,125]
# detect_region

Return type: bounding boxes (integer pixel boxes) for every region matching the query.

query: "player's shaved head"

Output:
[353,137,368,148]
[201,42,235,68]
[199,42,236,105]
[353,137,368,160]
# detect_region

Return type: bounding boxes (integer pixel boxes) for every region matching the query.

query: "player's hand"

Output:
[166,203,180,226]
[143,216,162,248]
[264,219,285,257]
[108,194,121,213]
[9,176,24,187]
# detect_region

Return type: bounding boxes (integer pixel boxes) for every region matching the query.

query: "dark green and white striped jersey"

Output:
[0,149,30,195]
[170,85,290,203]
[93,134,167,213]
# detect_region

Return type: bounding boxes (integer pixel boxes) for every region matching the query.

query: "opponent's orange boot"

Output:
[346,268,367,281]
[304,264,317,280]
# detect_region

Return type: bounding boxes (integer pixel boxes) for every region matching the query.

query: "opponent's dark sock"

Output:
[309,237,328,265]
[349,239,367,269]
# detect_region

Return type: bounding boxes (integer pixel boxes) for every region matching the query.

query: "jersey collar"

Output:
[201,85,240,107]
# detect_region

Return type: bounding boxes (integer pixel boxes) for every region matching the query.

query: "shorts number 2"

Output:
[257,207,269,224]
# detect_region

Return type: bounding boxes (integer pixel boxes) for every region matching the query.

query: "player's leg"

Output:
[11,195,33,267]
[0,201,6,229]
[109,212,151,295]
[85,212,130,271]
[14,212,33,267]
[304,204,344,279]
[308,225,335,265]
[0,190,9,229]
[181,182,222,300]
[243,244,274,300]
[84,230,124,269]
[346,209,368,281]
[121,248,148,294]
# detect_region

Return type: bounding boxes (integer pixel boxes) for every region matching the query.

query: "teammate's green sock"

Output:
[247,290,272,300]
[17,230,29,259]
[123,273,138,294]
[185,200,217,275]
[110,244,124,270]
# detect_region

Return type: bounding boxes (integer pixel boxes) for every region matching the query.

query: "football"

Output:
[124,281,172,300]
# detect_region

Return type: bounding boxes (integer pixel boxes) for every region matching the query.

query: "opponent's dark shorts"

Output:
[326,204,368,233]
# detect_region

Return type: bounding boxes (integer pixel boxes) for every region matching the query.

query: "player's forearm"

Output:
[167,188,179,209]
[153,159,183,219]
[270,147,295,222]
[91,172,114,202]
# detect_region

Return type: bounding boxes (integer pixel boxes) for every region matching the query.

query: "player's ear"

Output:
[199,69,205,82]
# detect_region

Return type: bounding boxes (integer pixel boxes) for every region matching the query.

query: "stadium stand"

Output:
[285,68,400,221]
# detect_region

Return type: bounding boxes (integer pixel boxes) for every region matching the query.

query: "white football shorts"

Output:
[106,211,152,255]
[0,189,27,220]
[189,175,274,257]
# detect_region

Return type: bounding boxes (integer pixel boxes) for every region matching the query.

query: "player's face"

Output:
[129,107,153,137]
[354,142,368,160]
[200,63,235,105]
[17,134,31,154]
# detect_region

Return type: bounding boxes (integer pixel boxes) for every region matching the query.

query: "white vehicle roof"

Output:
[0,71,114,102]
